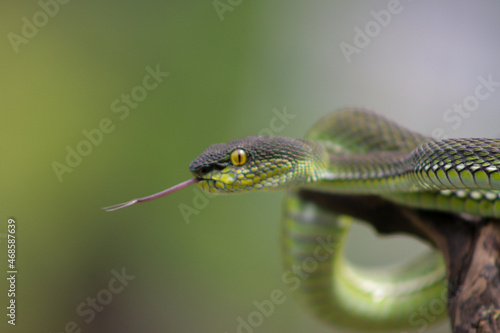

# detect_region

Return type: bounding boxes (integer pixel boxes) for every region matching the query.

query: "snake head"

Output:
[189,136,328,194]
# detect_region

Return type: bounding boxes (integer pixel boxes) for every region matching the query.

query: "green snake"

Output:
[105,109,500,331]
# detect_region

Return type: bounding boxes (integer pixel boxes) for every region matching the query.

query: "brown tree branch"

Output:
[298,190,500,333]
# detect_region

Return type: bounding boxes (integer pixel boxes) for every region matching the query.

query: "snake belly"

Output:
[281,109,500,330]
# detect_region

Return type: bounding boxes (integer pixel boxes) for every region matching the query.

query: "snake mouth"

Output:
[194,174,214,183]
[195,174,238,194]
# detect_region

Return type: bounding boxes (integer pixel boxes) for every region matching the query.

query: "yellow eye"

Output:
[230,149,247,166]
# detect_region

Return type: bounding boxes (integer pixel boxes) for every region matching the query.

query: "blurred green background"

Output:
[2,1,500,332]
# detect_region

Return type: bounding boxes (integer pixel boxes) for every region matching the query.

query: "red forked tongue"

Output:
[103,178,200,212]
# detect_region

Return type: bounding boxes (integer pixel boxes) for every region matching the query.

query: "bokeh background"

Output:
[2,1,500,332]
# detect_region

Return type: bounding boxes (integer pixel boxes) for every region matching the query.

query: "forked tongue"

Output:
[103,178,200,212]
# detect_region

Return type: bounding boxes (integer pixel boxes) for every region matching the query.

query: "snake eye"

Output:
[230,149,247,166]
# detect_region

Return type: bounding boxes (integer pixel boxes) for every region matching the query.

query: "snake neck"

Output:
[310,138,500,194]
[297,139,331,184]
[303,139,418,193]
[318,150,420,193]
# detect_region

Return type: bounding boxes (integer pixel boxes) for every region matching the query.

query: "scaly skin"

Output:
[186,108,500,330]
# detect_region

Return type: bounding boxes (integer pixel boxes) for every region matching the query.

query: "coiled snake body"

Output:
[106,109,500,330]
